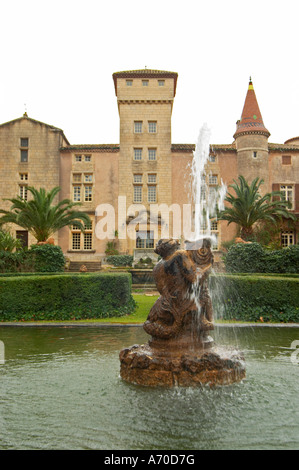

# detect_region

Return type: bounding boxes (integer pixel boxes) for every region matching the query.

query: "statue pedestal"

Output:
[119,341,246,388]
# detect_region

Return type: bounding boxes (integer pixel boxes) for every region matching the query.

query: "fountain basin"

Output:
[120,343,245,387]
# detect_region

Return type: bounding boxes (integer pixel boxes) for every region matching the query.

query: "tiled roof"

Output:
[171,143,236,153]
[268,142,299,152]
[284,137,299,145]
[234,78,270,139]
[112,69,178,95]
[171,144,195,152]
[60,144,119,153]
[211,143,236,151]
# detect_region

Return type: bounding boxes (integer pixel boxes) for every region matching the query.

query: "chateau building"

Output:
[0,69,298,262]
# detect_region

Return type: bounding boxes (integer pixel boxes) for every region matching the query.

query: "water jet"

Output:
[120,124,245,387]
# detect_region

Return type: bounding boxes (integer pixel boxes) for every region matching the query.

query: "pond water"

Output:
[0,324,298,450]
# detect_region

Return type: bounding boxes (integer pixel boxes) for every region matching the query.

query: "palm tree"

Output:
[219,176,295,240]
[0,186,91,243]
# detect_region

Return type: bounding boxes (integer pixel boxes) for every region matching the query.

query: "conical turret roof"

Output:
[234,78,270,139]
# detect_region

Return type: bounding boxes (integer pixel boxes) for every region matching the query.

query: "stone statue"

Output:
[143,238,214,344]
[119,238,245,387]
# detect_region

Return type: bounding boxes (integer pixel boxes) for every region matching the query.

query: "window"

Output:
[84,233,93,250]
[84,174,93,183]
[158,80,165,86]
[148,121,157,133]
[136,231,154,249]
[134,174,142,183]
[210,220,219,250]
[72,232,81,250]
[148,185,156,202]
[126,80,133,86]
[147,174,157,202]
[281,231,295,247]
[71,222,93,250]
[133,185,142,203]
[209,154,217,163]
[73,173,93,203]
[148,148,156,161]
[142,80,149,86]
[20,150,28,162]
[19,173,28,181]
[20,138,28,148]
[282,155,291,165]
[210,221,218,231]
[20,138,29,162]
[84,185,92,202]
[84,222,93,250]
[134,121,142,133]
[19,185,28,201]
[84,221,92,231]
[73,185,81,202]
[16,230,28,249]
[253,151,258,158]
[73,173,81,182]
[280,184,294,209]
[74,154,91,162]
[134,148,142,160]
[148,174,156,184]
[209,174,218,185]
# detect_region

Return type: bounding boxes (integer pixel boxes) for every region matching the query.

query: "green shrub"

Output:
[210,273,299,322]
[223,243,299,274]
[0,230,23,252]
[0,250,34,273]
[0,244,65,273]
[106,255,133,267]
[0,272,135,321]
[105,241,119,256]
[30,244,65,272]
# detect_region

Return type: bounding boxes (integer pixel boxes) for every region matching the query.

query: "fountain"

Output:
[119,124,246,387]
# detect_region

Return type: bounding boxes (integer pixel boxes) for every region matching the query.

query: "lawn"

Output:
[98,293,158,324]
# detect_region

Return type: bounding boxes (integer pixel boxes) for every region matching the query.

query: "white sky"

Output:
[1,0,299,146]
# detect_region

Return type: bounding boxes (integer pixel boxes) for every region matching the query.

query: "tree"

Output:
[0,230,23,252]
[219,176,295,240]
[0,186,91,243]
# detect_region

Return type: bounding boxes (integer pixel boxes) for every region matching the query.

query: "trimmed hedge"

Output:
[106,255,133,267]
[29,244,65,272]
[0,272,135,321]
[210,274,299,323]
[0,244,65,273]
[223,243,299,274]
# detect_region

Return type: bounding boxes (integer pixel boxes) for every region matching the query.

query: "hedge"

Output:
[210,274,299,323]
[223,243,299,274]
[0,244,65,273]
[106,255,133,267]
[0,272,136,321]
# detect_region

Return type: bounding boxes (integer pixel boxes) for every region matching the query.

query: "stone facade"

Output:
[0,70,298,260]
[0,115,69,247]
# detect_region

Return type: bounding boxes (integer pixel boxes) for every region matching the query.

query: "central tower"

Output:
[112,69,178,253]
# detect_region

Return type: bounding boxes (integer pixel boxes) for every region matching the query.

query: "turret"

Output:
[234,78,270,192]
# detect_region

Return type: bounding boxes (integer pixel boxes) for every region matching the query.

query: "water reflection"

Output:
[0,325,298,450]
